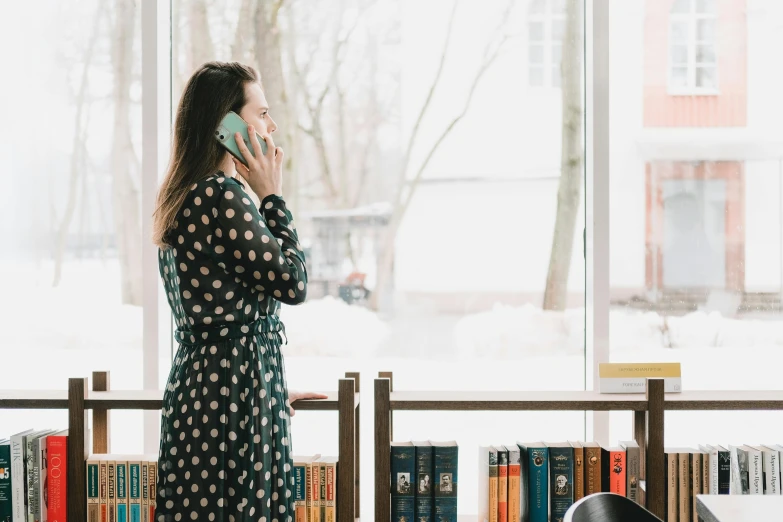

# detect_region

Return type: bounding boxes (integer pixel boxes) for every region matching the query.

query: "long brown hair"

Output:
[152,61,260,248]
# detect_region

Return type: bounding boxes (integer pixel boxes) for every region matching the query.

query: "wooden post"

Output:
[375,378,391,522]
[92,371,110,454]
[633,409,646,480]
[646,378,665,519]
[379,371,393,438]
[68,377,88,522]
[345,371,361,516]
[338,378,356,522]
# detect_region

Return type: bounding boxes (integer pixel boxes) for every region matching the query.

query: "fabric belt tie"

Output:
[175,316,287,346]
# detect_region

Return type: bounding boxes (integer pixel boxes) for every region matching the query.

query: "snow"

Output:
[2,260,783,518]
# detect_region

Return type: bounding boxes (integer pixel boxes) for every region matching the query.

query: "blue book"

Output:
[116,461,128,522]
[413,441,434,522]
[520,442,548,522]
[432,441,458,522]
[391,442,416,522]
[0,440,11,522]
[547,443,574,522]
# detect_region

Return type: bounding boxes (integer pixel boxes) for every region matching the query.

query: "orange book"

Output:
[609,448,626,497]
[100,461,108,522]
[147,459,158,522]
[505,446,521,522]
[496,447,508,522]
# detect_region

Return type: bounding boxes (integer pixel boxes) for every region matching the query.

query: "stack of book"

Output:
[389,441,459,522]
[662,444,783,522]
[478,440,641,522]
[86,454,159,521]
[292,455,338,522]
[0,428,72,522]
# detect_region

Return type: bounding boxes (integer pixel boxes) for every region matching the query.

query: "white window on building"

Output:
[669,0,718,93]
[528,0,566,88]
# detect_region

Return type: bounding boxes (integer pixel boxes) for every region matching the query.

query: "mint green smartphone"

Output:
[215,111,268,166]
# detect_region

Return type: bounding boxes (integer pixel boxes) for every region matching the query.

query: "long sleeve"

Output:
[211,181,308,305]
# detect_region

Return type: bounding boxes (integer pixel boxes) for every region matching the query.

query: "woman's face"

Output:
[238,81,277,136]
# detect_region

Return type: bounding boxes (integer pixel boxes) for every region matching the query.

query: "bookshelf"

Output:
[374,371,664,521]
[0,370,360,522]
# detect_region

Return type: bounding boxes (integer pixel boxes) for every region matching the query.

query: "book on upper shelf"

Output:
[598,362,681,394]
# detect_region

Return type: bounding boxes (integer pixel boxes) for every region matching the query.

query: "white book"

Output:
[728,445,749,495]
[699,444,719,494]
[767,445,783,494]
[10,430,34,522]
[743,446,763,495]
[477,445,498,522]
[27,430,55,522]
[758,446,780,495]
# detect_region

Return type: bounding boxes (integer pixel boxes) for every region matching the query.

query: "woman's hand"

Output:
[288,390,329,417]
[233,125,284,200]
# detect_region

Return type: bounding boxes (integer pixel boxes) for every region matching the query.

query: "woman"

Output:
[152,61,326,521]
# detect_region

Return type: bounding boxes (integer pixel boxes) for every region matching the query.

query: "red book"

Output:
[46,430,68,522]
[609,449,626,497]
[497,447,508,522]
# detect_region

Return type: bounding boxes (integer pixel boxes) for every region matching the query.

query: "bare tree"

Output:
[112,0,143,306]
[52,2,107,287]
[543,0,583,311]
[368,0,514,310]
[189,0,215,69]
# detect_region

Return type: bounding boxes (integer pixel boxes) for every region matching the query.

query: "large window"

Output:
[669,0,718,93]
[0,0,146,453]
[609,0,783,446]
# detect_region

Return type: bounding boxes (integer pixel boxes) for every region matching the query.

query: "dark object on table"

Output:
[565,492,663,522]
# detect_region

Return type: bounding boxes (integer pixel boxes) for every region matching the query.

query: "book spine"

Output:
[609,450,626,497]
[718,450,730,495]
[47,435,67,522]
[708,448,718,495]
[11,435,26,522]
[128,462,140,522]
[679,453,690,522]
[99,461,107,522]
[749,450,763,495]
[507,450,520,522]
[765,450,779,495]
[498,453,507,522]
[665,453,677,522]
[433,446,458,522]
[310,462,319,522]
[701,452,709,495]
[116,463,127,522]
[319,463,326,522]
[626,446,640,504]
[692,453,701,522]
[86,461,100,522]
[26,437,36,522]
[572,446,584,503]
[527,448,547,522]
[518,446,529,522]
[489,455,498,522]
[0,444,12,522]
[391,446,415,522]
[549,447,574,522]
[108,462,116,522]
[139,462,147,522]
[414,445,433,522]
[305,461,313,522]
[35,437,45,522]
[146,462,156,522]
[325,463,335,522]
[293,463,306,522]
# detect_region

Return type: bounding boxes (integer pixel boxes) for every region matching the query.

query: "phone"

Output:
[214,111,268,166]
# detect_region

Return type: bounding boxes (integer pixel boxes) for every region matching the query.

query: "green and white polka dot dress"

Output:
[155,172,307,522]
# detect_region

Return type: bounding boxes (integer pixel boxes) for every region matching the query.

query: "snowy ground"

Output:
[2,259,783,517]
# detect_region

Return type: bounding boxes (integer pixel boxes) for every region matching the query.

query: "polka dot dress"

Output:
[155,172,307,522]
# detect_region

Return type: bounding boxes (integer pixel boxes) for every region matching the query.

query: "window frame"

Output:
[667,0,719,96]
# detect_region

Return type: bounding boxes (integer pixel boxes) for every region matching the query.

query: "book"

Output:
[569,441,584,503]
[310,458,320,522]
[598,363,681,393]
[520,443,547,522]
[678,450,690,522]
[432,441,458,522]
[44,430,66,522]
[128,459,141,522]
[390,442,415,522]
[664,450,677,522]
[140,458,147,522]
[146,459,157,522]
[293,455,319,522]
[10,429,35,522]
[413,442,433,522]
[516,444,530,522]
[547,443,574,522]
[319,458,326,522]
[321,457,337,522]
[27,430,54,522]
[108,460,116,522]
[583,442,602,496]
[699,449,709,495]
[504,445,521,522]
[116,461,128,522]
[742,445,762,495]
[728,445,749,495]
[761,445,783,495]
[86,457,100,522]
[620,441,640,504]
[0,440,11,522]
[495,447,508,522]
[690,452,701,522]
[478,446,497,522]
[602,447,625,497]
